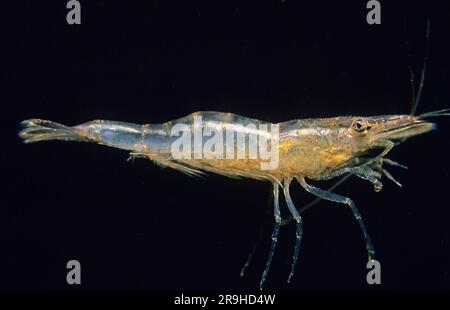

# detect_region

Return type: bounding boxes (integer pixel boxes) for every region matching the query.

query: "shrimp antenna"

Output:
[404,19,417,115]
[409,19,431,116]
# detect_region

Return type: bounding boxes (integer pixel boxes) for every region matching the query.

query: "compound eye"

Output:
[352,119,366,132]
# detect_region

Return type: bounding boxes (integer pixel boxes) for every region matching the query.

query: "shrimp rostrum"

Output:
[18,107,450,288]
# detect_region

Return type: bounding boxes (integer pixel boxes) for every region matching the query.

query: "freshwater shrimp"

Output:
[18,107,450,288]
[18,22,448,289]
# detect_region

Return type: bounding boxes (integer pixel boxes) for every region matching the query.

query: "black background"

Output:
[3,0,450,292]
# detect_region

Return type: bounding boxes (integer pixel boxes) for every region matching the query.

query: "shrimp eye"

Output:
[352,119,366,132]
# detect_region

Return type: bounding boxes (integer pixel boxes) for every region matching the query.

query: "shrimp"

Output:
[18,107,450,288]
[18,21,448,289]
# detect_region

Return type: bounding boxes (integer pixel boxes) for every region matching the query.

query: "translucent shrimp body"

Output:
[19,108,449,288]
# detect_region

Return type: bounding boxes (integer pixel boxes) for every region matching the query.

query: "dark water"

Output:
[3,0,450,294]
